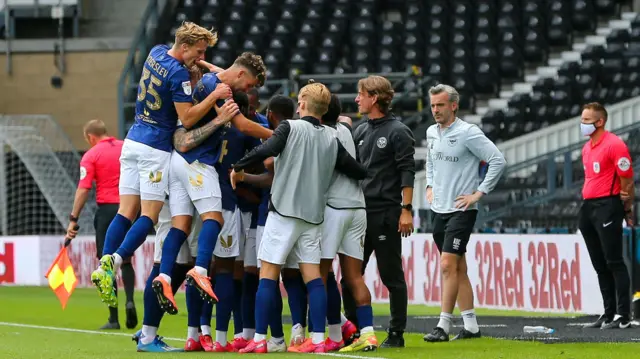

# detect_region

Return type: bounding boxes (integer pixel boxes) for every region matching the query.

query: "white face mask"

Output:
[580,122,597,137]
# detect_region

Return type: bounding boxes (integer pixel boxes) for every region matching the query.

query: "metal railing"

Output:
[469,120,640,227]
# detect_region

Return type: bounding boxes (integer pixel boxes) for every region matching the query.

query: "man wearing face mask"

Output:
[579,102,635,330]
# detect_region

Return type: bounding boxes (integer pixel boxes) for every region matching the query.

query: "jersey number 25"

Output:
[137,68,163,111]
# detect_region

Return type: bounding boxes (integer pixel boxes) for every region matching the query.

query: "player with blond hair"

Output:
[230,82,366,353]
[151,52,273,324]
[90,21,230,311]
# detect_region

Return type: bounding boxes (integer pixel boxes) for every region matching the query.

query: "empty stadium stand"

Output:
[480,11,640,144]
[111,0,640,234]
[148,0,636,144]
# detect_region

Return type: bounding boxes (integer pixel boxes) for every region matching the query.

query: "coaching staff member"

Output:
[579,102,634,329]
[65,119,137,330]
[423,84,505,342]
[341,75,415,348]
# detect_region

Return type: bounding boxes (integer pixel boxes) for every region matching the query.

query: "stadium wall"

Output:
[0,51,127,151]
[0,233,600,315]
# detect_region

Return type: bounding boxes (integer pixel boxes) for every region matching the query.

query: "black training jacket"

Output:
[353,114,416,212]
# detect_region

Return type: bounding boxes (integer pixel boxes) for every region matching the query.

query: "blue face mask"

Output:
[580,122,597,137]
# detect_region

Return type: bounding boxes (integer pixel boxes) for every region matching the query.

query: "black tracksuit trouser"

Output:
[578,195,631,319]
[341,206,408,332]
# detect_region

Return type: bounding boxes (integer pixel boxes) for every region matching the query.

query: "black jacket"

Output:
[354,114,416,212]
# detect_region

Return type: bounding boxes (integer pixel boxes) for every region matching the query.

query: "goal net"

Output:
[0,115,97,236]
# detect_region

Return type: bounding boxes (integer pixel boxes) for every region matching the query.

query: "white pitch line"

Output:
[452,324,508,328]
[0,322,389,359]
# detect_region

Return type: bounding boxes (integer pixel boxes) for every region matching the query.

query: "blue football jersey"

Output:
[127,45,192,152]
[237,113,269,213]
[217,125,253,212]
[257,187,270,227]
[177,73,227,166]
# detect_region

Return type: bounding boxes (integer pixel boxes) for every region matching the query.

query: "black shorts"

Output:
[432,210,478,255]
[94,203,119,259]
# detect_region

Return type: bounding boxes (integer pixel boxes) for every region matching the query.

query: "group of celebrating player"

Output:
[88,21,377,353]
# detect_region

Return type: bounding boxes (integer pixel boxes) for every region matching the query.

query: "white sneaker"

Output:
[267,338,286,352]
[290,324,305,347]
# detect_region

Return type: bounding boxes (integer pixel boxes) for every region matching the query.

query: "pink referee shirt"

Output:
[78,137,123,204]
[582,131,633,199]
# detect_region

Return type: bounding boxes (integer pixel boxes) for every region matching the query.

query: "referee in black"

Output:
[578,102,635,329]
[66,119,137,330]
[341,75,415,348]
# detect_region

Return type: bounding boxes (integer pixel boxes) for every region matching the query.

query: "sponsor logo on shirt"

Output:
[433,151,459,163]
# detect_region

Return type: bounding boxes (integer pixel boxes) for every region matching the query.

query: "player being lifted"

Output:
[90,22,225,306]
[151,51,272,321]
[92,27,273,308]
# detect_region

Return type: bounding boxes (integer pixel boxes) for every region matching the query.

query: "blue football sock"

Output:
[301,276,309,329]
[102,214,131,255]
[142,264,164,327]
[186,284,204,328]
[233,279,243,335]
[171,264,190,293]
[270,280,284,338]
[283,274,305,326]
[115,215,153,260]
[158,228,188,276]
[255,278,277,335]
[195,219,221,269]
[214,272,234,332]
[241,272,258,330]
[306,278,327,334]
[356,305,374,329]
[326,272,342,325]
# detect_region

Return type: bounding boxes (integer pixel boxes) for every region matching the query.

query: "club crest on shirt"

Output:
[593,162,600,174]
[618,157,631,171]
[376,137,387,149]
[182,81,192,95]
[447,138,458,147]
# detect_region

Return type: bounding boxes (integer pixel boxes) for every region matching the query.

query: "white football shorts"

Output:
[320,207,366,261]
[213,208,242,258]
[258,212,321,267]
[168,151,222,216]
[119,139,171,201]
[154,197,200,264]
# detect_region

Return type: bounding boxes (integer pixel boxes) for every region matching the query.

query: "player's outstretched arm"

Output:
[233,122,289,171]
[231,113,273,140]
[334,140,367,180]
[240,172,274,188]
[173,101,238,152]
[197,60,225,73]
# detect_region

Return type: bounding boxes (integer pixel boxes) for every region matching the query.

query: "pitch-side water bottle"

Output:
[523,326,555,334]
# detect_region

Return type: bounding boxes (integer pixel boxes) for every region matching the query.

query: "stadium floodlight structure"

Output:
[0,115,96,236]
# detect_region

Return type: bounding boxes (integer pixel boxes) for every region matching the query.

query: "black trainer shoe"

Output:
[452,328,482,340]
[601,316,631,329]
[380,330,405,348]
[125,302,138,329]
[424,327,449,342]
[584,314,611,328]
[99,321,120,330]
